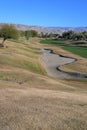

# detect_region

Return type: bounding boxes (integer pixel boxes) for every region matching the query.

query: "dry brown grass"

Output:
[0,38,87,130]
[0,79,87,130]
[60,59,87,73]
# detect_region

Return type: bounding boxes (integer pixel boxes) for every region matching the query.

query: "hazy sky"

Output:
[0,0,87,27]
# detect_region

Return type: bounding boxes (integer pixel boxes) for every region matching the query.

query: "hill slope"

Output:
[0,38,87,130]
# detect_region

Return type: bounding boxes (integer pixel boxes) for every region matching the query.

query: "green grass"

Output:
[63,46,87,58]
[40,39,65,45]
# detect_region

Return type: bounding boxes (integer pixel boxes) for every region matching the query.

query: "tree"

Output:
[62,30,75,40]
[19,30,25,37]
[29,30,38,37]
[25,30,38,40]
[73,33,85,40]
[25,30,31,40]
[82,31,87,40]
[40,32,48,38]
[0,24,19,47]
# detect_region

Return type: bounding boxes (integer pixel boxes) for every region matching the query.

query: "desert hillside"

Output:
[0,38,87,130]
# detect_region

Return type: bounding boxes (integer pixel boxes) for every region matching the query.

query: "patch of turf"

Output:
[40,39,65,45]
[63,46,87,58]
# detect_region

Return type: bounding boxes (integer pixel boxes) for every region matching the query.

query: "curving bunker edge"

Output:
[41,48,87,78]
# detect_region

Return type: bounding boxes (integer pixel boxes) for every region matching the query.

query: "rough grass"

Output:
[0,80,87,130]
[0,39,46,75]
[0,38,87,130]
[60,59,87,74]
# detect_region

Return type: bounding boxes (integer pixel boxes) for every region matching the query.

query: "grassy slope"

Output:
[0,38,87,130]
[0,38,46,77]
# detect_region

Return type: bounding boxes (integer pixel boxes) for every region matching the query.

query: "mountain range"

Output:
[0,23,87,34]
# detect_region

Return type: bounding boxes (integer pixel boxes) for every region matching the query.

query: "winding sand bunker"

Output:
[41,49,87,78]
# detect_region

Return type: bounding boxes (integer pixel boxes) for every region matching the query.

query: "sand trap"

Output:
[41,48,87,78]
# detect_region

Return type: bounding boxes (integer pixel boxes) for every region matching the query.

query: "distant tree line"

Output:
[0,24,87,48]
[62,30,87,41]
[40,30,87,41]
[20,30,38,40]
[0,24,39,47]
[23,30,87,41]
[40,32,60,39]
